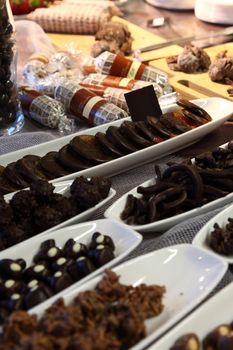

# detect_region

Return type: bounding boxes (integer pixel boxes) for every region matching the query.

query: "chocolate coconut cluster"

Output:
[170,322,233,350]
[0,270,165,350]
[0,233,116,324]
[121,141,233,225]
[0,176,111,251]
[207,219,233,256]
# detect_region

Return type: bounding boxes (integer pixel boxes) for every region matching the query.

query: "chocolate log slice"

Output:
[147,116,178,138]
[70,135,114,164]
[106,126,139,154]
[58,145,94,171]
[3,162,29,189]
[0,175,19,195]
[161,112,195,133]
[119,121,153,148]
[134,121,158,141]
[95,132,124,158]
[40,152,70,179]
[15,155,48,182]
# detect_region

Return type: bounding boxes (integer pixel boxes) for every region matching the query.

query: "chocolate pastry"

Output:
[15,155,47,182]
[207,220,233,256]
[88,245,115,267]
[170,333,200,350]
[10,190,37,218]
[49,195,77,221]
[33,205,63,232]
[106,126,139,154]
[3,162,29,189]
[208,50,233,83]
[0,224,26,249]
[95,132,124,157]
[48,270,73,293]
[89,232,115,251]
[24,264,51,282]
[58,145,93,171]
[63,239,88,259]
[70,135,113,164]
[70,177,103,210]
[0,259,23,279]
[40,152,70,179]
[90,177,112,198]
[30,180,55,200]
[119,121,153,148]
[0,174,19,195]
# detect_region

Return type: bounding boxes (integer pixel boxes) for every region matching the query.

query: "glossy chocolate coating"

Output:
[33,245,63,264]
[51,257,73,272]
[0,259,23,279]
[68,256,95,280]
[63,239,88,259]
[89,232,115,251]
[24,284,53,310]
[203,325,231,349]
[88,245,115,267]
[170,333,200,350]
[24,264,51,282]
[48,270,73,293]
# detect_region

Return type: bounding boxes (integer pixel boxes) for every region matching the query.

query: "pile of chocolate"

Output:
[170,322,233,350]
[0,1,18,127]
[0,233,116,323]
[0,270,165,349]
[0,176,111,251]
[121,141,233,225]
[0,100,211,195]
[207,218,233,256]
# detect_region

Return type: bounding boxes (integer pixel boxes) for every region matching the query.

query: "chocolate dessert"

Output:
[207,219,233,256]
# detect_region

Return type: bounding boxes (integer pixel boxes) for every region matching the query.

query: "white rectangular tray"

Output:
[149,282,233,350]
[0,218,142,306]
[0,98,232,183]
[30,244,227,350]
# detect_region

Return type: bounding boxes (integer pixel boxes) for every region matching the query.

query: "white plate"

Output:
[193,203,233,264]
[104,142,233,232]
[29,244,227,350]
[146,0,195,10]
[4,180,116,238]
[0,218,142,305]
[0,98,232,185]
[149,281,233,350]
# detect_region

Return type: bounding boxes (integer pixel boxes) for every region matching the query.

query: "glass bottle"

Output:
[0,0,24,136]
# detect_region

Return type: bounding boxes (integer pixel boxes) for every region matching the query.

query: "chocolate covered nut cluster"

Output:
[0,270,165,349]
[207,219,233,256]
[170,322,233,350]
[0,233,116,323]
[121,141,233,225]
[0,0,19,128]
[0,100,211,195]
[0,176,111,251]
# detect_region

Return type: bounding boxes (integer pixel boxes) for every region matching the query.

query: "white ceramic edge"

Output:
[2,185,116,252]
[148,281,233,350]
[104,142,233,232]
[193,203,233,264]
[0,218,142,306]
[29,244,227,350]
[146,0,195,9]
[0,98,232,182]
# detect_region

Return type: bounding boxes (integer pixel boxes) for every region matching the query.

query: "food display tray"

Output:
[0,98,232,184]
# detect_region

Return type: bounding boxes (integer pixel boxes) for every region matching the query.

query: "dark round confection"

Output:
[49,196,78,221]
[88,245,115,267]
[0,259,23,279]
[119,121,153,148]
[89,232,115,251]
[30,180,55,200]
[3,162,29,189]
[0,174,19,195]
[0,224,26,250]
[40,152,70,179]
[33,205,63,232]
[40,239,56,250]
[51,257,73,272]
[70,177,102,210]
[15,155,47,183]
[10,190,37,218]
[0,279,24,298]
[95,132,124,158]
[134,121,157,141]
[67,256,95,280]
[24,284,53,310]
[58,145,93,171]
[203,325,231,349]
[170,333,200,350]
[48,270,73,293]
[217,333,233,350]
[91,177,111,198]
[3,293,24,312]
[147,116,176,138]
[106,126,139,154]
[24,264,51,282]
[70,135,113,164]
[33,244,63,264]
[0,200,13,226]
[63,239,88,259]
[17,217,35,239]
[15,259,26,270]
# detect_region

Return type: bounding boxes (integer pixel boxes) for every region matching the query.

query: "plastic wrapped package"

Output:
[94,51,169,89]
[54,80,128,126]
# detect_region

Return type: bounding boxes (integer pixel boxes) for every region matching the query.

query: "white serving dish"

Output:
[0,218,142,304]
[146,0,195,10]
[149,281,233,350]
[195,0,233,25]
[193,203,233,264]
[30,244,227,350]
[105,141,233,232]
[0,98,232,185]
[4,180,116,237]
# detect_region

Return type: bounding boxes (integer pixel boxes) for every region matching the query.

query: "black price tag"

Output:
[124,85,162,122]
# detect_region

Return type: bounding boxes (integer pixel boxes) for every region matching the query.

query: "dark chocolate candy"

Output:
[68,256,95,280]
[15,155,47,182]
[0,259,23,279]
[106,126,139,154]
[119,121,153,148]
[89,232,115,251]
[15,259,26,270]
[3,162,29,189]
[58,145,93,171]
[24,264,51,282]
[4,293,24,312]
[95,132,124,158]
[24,284,53,310]
[170,333,200,350]
[88,245,114,267]
[63,239,88,259]
[217,333,233,350]
[51,257,73,272]
[48,270,73,293]
[0,279,24,297]
[33,244,63,264]
[203,325,231,349]
[39,152,70,179]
